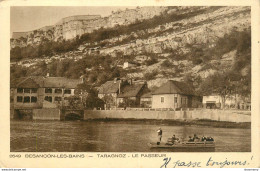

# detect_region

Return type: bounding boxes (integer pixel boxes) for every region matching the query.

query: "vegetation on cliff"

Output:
[10,6,251,101]
[10,7,223,61]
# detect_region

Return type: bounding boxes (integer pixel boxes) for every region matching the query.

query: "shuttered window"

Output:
[17,96,23,102]
[31,96,37,103]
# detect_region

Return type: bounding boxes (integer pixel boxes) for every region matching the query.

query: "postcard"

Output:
[0,0,259,168]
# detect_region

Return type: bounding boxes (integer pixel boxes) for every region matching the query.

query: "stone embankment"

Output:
[11,108,251,124]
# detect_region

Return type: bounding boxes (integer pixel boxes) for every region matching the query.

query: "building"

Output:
[116,82,148,108]
[11,76,83,109]
[202,95,222,109]
[151,80,201,109]
[203,95,251,110]
[140,92,152,108]
[98,78,125,108]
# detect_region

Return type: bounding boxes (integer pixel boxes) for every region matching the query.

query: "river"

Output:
[10,120,251,152]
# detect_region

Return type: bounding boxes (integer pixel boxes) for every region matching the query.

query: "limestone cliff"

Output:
[11,7,168,48]
[11,6,251,89]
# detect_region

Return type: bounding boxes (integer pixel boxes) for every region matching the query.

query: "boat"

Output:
[148,140,215,152]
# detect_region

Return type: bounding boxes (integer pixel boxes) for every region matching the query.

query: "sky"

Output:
[10,6,136,33]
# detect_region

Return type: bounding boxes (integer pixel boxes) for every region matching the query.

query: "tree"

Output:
[66,95,83,109]
[10,47,22,61]
[75,83,104,109]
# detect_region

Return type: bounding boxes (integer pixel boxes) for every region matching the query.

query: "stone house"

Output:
[116,82,148,108]
[152,80,201,110]
[11,76,83,109]
[98,78,125,109]
[140,92,152,108]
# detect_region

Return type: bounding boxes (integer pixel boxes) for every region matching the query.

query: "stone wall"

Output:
[84,109,251,123]
[33,108,61,120]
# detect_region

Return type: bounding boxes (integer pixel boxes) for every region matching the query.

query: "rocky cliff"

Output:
[11,6,168,48]
[11,6,251,90]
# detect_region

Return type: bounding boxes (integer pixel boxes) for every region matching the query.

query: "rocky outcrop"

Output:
[11,7,168,48]
[96,6,250,57]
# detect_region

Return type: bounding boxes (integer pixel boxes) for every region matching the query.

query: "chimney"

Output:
[129,79,132,85]
[119,80,121,94]
[80,75,85,84]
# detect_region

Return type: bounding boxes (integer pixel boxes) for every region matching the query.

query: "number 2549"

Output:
[9,154,21,158]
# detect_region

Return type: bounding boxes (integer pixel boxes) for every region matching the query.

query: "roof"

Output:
[152,80,194,96]
[16,77,41,88]
[12,76,82,89]
[10,77,27,88]
[117,84,145,98]
[42,77,82,88]
[141,92,152,98]
[98,80,121,94]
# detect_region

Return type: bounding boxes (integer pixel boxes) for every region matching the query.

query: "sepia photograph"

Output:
[9,5,252,154]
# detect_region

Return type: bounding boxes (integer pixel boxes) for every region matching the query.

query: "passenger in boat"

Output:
[206,137,214,141]
[157,127,163,145]
[188,136,193,142]
[193,134,200,142]
[171,134,179,144]
[201,135,207,141]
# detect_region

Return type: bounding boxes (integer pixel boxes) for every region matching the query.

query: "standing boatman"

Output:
[157,127,163,145]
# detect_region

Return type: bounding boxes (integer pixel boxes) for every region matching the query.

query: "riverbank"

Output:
[83,118,251,129]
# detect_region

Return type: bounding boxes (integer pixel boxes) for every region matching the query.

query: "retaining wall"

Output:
[33,108,61,120]
[84,109,251,123]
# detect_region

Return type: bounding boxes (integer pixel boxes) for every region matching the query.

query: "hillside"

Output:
[10,6,251,96]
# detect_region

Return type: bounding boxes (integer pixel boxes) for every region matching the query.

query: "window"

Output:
[24,88,30,93]
[17,88,23,93]
[45,88,52,93]
[64,89,71,94]
[161,97,164,103]
[31,96,37,103]
[44,96,52,102]
[31,88,37,93]
[24,96,30,103]
[54,97,62,101]
[174,97,177,103]
[17,96,23,102]
[55,89,62,94]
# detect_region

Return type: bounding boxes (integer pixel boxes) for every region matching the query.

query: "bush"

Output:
[144,70,158,80]
[161,59,173,68]
[146,57,158,66]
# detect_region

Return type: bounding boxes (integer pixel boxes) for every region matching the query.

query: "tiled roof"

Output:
[10,77,27,88]
[42,77,82,88]
[152,80,194,95]
[16,77,41,88]
[12,76,82,89]
[117,84,145,98]
[98,80,121,94]
[141,92,152,98]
